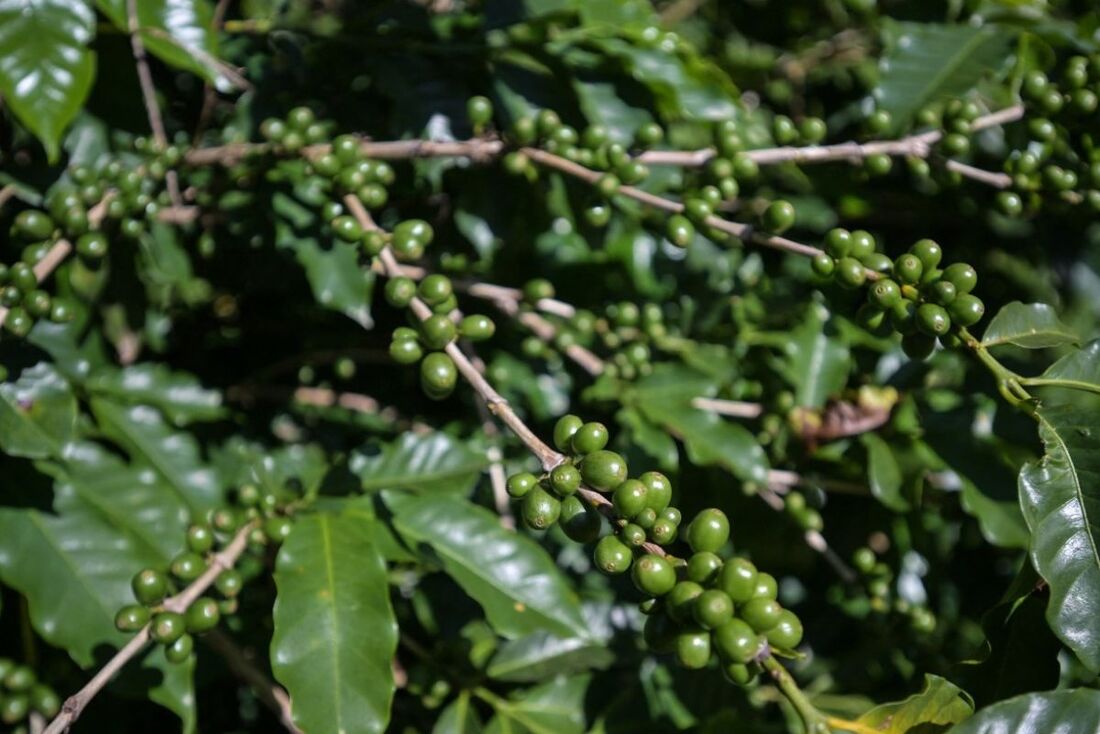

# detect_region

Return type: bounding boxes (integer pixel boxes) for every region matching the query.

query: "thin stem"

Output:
[126,0,183,206]
[1019,376,1100,397]
[44,521,258,734]
[761,655,830,734]
[203,629,302,734]
[636,105,1025,169]
[691,397,764,418]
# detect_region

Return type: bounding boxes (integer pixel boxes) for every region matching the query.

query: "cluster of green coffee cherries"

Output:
[259,106,396,214]
[848,546,937,633]
[506,415,803,684]
[995,55,1100,217]
[806,228,983,359]
[515,279,668,381]
[383,270,496,400]
[0,660,59,731]
[0,227,74,338]
[114,483,298,662]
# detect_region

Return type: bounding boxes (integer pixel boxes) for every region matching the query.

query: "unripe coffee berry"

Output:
[766,610,804,649]
[115,604,151,632]
[521,486,561,529]
[580,450,628,491]
[639,471,672,511]
[666,581,704,623]
[559,495,602,543]
[632,554,677,596]
[507,472,538,498]
[151,612,187,645]
[132,568,170,605]
[687,551,723,584]
[694,589,734,629]
[549,463,581,496]
[571,422,609,454]
[594,535,632,574]
[676,630,712,670]
[553,414,584,451]
[612,479,648,519]
[740,598,784,632]
[186,597,221,633]
[718,557,758,603]
[714,618,760,664]
[685,508,730,553]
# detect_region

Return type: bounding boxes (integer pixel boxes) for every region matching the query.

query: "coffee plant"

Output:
[1,0,1100,732]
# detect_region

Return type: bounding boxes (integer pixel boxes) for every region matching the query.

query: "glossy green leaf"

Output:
[949,689,1100,734]
[272,513,397,734]
[632,365,769,484]
[617,407,679,473]
[0,0,96,159]
[433,693,483,734]
[386,493,588,640]
[876,21,1014,128]
[87,364,224,425]
[854,674,973,733]
[351,433,488,493]
[1032,339,1100,395]
[274,196,375,328]
[484,675,589,734]
[487,630,614,682]
[861,433,908,511]
[981,302,1077,349]
[0,442,193,724]
[1019,404,1100,672]
[90,398,222,513]
[0,363,78,460]
[775,303,849,409]
[961,566,1060,707]
[95,0,232,90]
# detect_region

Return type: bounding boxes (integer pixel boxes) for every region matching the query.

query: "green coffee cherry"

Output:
[553,415,584,452]
[571,422,609,454]
[718,557,758,603]
[766,610,804,649]
[943,263,977,293]
[594,534,632,574]
[171,552,206,582]
[506,472,538,498]
[835,257,866,288]
[685,508,730,553]
[151,612,187,645]
[165,633,194,663]
[666,215,694,247]
[186,597,221,633]
[752,572,778,599]
[215,569,243,598]
[676,629,712,669]
[580,450,628,491]
[132,568,170,605]
[639,471,672,511]
[115,604,151,632]
[740,598,783,632]
[186,524,215,554]
[467,96,493,127]
[549,463,581,496]
[762,200,796,233]
[632,554,677,596]
[948,294,985,326]
[868,279,902,309]
[620,523,647,547]
[694,589,734,629]
[420,314,456,349]
[559,495,602,543]
[420,352,457,399]
[714,618,761,664]
[521,486,561,529]
[667,581,705,623]
[613,479,649,519]
[916,303,951,336]
[687,551,723,584]
[418,274,453,305]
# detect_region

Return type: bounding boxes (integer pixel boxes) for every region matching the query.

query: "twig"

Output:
[44,521,258,734]
[343,194,670,558]
[636,105,1025,168]
[126,0,183,206]
[521,146,829,262]
[203,630,302,734]
[0,184,17,211]
[943,159,1012,188]
[691,397,764,418]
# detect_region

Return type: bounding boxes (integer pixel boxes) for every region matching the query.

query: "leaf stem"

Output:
[761,655,830,733]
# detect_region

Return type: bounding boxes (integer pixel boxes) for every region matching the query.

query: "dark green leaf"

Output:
[272,513,398,734]
[0,0,96,159]
[386,493,589,640]
[861,433,909,511]
[1019,404,1100,672]
[487,630,614,682]
[95,0,232,89]
[90,398,222,513]
[87,364,224,425]
[632,365,769,484]
[484,675,589,734]
[774,303,849,409]
[351,433,488,494]
[877,21,1014,128]
[949,689,1100,734]
[0,363,78,460]
[982,302,1077,349]
[433,693,483,734]
[854,674,973,733]
[1033,339,1100,395]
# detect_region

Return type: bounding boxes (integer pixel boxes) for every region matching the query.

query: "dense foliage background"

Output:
[1,0,1099,732]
